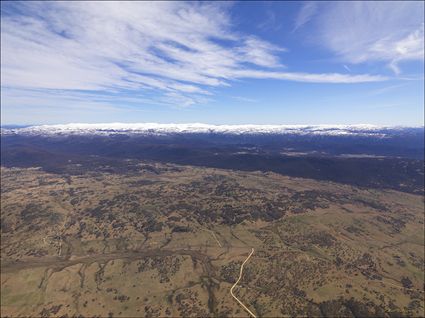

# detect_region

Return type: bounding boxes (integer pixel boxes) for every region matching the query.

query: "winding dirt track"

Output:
[230,248,256,318]
[202,228,222,247]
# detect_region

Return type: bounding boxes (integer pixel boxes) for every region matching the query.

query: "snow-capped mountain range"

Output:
[1,123,422,137]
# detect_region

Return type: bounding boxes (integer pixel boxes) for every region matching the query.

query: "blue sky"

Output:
[1,1,424,125]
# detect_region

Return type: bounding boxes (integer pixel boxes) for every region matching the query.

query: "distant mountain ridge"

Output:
[1,123,423,193]
[1,123,423,137]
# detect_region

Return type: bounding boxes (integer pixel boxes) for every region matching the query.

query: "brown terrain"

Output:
[1,161,424,317]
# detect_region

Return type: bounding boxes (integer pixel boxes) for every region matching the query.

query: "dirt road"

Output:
[230,248,256,318]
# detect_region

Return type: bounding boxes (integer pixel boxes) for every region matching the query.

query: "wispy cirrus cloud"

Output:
[293,1,317,32]
[313,1,424,74]
[1,1,386,110]
[367,83,409,96]
[230,70,384,83]
[231,96,258,103]
[258,8,283,31]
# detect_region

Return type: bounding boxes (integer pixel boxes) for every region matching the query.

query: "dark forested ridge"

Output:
[2,130,424,194]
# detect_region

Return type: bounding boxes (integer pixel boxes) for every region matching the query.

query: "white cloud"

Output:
[258,9,282,31]
[230,70,385,83]
[1,1,387,109]
[368,83,409,96]
[315,2,424,74]
[237,37,286,68]
[231,96,258,103]
[293,2,317,31]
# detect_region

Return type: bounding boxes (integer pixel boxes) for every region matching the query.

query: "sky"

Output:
[1,1,424,126]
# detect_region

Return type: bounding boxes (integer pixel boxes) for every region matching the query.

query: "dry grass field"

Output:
[1,162,424,317]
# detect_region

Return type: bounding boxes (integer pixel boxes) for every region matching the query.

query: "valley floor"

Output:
[1,163,424,317]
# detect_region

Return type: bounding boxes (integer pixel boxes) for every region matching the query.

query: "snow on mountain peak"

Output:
[0,123,418,137]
